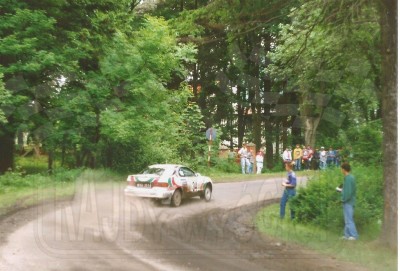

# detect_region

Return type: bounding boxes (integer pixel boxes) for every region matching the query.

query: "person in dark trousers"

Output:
[280,162,297,219]
[338,162,359,240]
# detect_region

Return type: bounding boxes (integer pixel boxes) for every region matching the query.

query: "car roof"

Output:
[148,164,183,169]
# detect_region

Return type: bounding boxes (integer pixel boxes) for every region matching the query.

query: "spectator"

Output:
[282,147,292,164]
[247,150,255,174]
[338,162,358,240]
[327,147,336,167]
[302,145,309,169]
[319,147,327,170]
[313,148,320,170]
[238,144,249,174]
[306,145,314,170]
[256,150,264,174]
[280,162,297,220]
[336,147,343,167]
[293,144,303,171]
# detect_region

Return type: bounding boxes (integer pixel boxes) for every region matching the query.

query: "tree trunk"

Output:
[237,85,246,147]
[252,90,262,152]
[0,127,15,174]
[192,64,199,100]
[379,0,397,250]
[263,59,274,169]
[48,150,53,174]
[302,116,320,147]
[300,93,323,147]
[275,124,280,163]
[16,130,24,154]
[281,125,288,149]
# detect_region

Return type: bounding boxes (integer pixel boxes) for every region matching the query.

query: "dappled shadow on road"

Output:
[119,200,369,271]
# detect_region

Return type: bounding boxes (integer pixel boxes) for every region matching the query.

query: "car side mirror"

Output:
[195,173,201,177]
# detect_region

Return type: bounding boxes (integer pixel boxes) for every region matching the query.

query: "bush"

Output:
[213,158,241,173]
[0,167,85,194]
[291,166,383,233]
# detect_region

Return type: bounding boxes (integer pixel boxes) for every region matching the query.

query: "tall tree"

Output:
[267,0,396,249]
[0,0,134,172]
[267,1,380,146]
[378,0,397,250]
[0,6,61,173]
[161,0,296,151]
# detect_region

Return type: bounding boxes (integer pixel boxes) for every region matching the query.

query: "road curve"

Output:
[0,176,368,271]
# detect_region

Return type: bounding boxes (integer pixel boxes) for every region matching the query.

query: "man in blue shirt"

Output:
[280,162,297,219]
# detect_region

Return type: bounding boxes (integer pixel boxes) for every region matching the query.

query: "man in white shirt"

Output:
[282,147,292,163]
[238,144,249,174]
[256,150,264,174]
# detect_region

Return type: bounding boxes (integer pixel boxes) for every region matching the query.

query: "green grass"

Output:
[255,204,397,271]
[204,168,317,183]
[0,183,76,216]
[0,167,125,217]
[15,155,51,174]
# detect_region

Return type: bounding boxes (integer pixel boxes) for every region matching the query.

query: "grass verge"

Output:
[255,203,397,271]
[0,169,125,217]
[209,170,316,183]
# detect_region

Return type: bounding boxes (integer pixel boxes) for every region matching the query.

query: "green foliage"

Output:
[0,167,83,194]
[212,157,241,173]
[256,203,396,271]
[267,0,380,146]
[339,120,383,164]
[0,73,9,124]
[291,166,383,232]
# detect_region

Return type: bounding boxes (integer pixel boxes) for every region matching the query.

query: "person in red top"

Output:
[302,145,313,170]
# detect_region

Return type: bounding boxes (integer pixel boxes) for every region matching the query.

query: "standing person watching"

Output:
[247,150,255,174]
[327,147,336,167]
[293,144,303,171]
[319,147,327,170]
[238,144,248,174]
[280,162,297,220]
[302,146,309,169]
[256,150,264,174]
[313,148,320,170]
[282,147,292,164]
[338,162,359,240]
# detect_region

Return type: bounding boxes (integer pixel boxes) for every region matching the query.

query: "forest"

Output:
[0,0,396,248]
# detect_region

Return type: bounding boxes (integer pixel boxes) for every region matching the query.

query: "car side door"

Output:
[179,167,199,193]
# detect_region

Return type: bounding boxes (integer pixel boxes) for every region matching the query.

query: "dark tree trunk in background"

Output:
[275,124,280,162]
[237,85,246,147]
[264,120,274,169]
[47,150,53,174]
[0,128,15,174]
[379,0,397,251]
[17,130,24,154]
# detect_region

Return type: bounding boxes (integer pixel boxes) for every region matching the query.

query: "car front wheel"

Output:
[170,189,182,207]
[201,184,212,202]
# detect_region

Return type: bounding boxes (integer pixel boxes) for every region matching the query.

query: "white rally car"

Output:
[124,164,213,207]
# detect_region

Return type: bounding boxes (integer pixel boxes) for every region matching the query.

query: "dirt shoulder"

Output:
[135,201,370,271]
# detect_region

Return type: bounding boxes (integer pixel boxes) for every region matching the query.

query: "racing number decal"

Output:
[192,181,198,192]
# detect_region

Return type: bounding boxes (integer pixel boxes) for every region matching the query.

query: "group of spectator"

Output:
[238,144,264,174]
[237,143,345,174]
[284,144,343,170]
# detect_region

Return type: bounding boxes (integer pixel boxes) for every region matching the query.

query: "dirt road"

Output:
[0,176,368,271]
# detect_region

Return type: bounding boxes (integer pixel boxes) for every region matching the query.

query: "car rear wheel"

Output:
[170,189,182,207]
[201,184,212,202]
